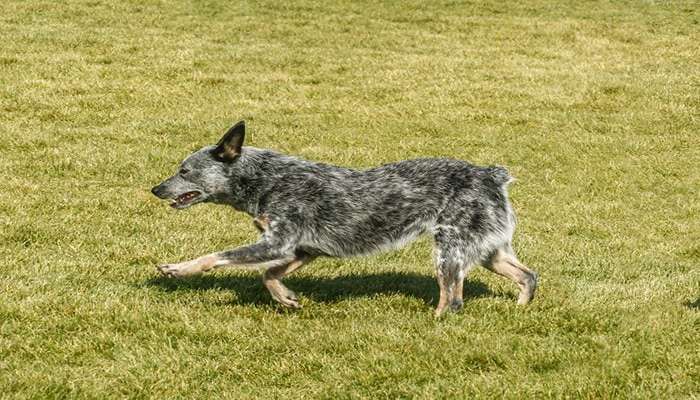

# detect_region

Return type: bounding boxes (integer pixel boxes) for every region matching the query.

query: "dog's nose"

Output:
[151,185,160,196]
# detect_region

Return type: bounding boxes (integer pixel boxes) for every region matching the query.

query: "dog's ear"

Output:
[213,120,245,162]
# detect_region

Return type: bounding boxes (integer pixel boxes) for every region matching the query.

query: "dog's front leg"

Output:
[262,253,316,309]
[157,240,295,278]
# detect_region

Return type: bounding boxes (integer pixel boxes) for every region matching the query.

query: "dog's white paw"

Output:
[156,261,203,278]
[264,280,302,309]
[277,288,301,309]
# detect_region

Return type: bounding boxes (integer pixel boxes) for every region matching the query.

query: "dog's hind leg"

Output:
[434,253,471,317]
[450,268,466,312]
[434,230,474,317]
[434,268,451,317]
[483,246,538,305]
[262,252,315,309]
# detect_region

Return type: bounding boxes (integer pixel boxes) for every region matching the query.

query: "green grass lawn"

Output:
[1,0,698,398]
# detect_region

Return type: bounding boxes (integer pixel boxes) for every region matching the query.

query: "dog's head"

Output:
[151,120,248,209]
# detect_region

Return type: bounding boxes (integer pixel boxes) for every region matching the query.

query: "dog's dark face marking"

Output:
[151,121,246,209]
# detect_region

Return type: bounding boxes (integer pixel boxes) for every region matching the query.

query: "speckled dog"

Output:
[151,121,538,316]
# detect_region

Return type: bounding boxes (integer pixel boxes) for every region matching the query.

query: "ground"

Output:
[0,1,698,398]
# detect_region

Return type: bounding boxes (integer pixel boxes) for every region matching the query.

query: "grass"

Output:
[1,0,698,398]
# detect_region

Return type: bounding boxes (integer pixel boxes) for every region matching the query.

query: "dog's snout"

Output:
[151,185,162,197]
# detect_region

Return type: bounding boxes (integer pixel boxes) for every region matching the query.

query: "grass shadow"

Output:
[143,271,499,307]
[684,297,700,310]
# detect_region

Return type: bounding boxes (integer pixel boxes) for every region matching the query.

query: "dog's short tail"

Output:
[488,166,514,186]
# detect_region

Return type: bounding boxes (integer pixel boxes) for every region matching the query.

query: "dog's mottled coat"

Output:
[151,121,538,315]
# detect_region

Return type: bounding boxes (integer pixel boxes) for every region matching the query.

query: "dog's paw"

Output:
[449,299,464,312]
[273,287,302,309]
[156,261,203,278]
[278,290,302,309]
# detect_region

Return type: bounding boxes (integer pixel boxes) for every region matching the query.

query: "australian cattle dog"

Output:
[151,121,538,316]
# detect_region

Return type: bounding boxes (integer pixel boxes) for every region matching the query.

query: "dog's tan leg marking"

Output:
[157,255,220,278]
[455,278,464,303]
[434,272,451,317]
[484,248,538,305]
[262,255,315,309]
[253,214,271,233]
[449,274,465,312]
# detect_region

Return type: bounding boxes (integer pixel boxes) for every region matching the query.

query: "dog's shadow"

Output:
[144,271,500,307]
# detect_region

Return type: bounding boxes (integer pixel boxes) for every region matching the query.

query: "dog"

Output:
[151,121,538,316]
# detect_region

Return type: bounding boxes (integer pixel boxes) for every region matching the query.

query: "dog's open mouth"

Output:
[170,191,202,209]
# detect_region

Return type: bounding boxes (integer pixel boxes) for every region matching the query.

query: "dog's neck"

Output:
[214,148,290,216]
[215,147,355,217]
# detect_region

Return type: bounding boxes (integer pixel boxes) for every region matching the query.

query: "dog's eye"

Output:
[179,168,190,175]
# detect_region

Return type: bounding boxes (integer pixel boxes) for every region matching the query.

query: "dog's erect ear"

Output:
[213,120,245,162]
